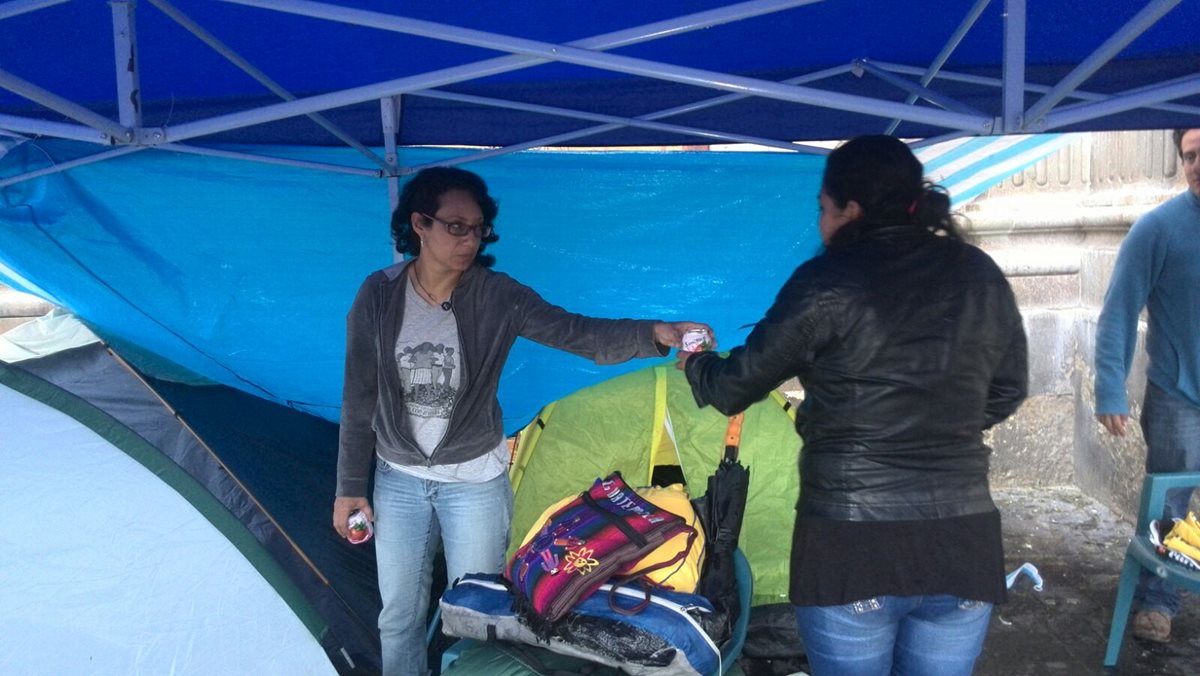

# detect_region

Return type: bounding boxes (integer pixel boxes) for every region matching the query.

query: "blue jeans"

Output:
[373,463,513,676]
[1135,382,1200,618]
[795,595,992,676]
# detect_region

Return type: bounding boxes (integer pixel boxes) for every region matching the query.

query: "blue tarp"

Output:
[0,140,825,431]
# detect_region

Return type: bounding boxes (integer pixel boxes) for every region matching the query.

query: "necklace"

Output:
[411,265,453,311]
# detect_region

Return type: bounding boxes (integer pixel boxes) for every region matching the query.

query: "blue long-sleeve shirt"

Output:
[1095,190,1200,414]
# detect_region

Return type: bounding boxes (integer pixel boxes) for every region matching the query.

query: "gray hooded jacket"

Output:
[336,261,665,497]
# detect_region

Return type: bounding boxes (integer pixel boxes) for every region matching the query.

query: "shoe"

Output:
[1132,610,1172,643]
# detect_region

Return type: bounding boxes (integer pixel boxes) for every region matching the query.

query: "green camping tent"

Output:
[506,362,800,607]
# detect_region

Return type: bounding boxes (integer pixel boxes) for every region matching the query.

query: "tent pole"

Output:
[874,61,1200,117]
[413,89,828,154]
[0,69,129,142]
[0,0,66,21]
[1001,0,1025,133]
[0,113,110,144]
[1024,0,1182,127]
[156,144,381,176]
[0,146,146,189]
[381,95,402,263]
[145,0,391,172]
[167,0,826,143]
[909,131,974,150]
[408,65,850,170]
[216,0,991,134]
[1042,75,1200,131]
[109,0,142,130]
[854,59,987,117]
[884,0,991,136]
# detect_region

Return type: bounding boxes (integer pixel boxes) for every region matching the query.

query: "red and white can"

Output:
[348,509,374,544]
[681,327,714,352]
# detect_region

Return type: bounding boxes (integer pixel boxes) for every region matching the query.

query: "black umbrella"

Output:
[691,412,751,635]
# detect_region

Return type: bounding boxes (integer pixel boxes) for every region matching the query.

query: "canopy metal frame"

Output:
[0,0,1196,189]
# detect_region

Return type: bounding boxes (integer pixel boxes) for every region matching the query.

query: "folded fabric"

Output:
[440,573,721,676]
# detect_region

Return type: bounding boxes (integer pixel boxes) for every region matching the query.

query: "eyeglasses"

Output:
[421,213,493,239]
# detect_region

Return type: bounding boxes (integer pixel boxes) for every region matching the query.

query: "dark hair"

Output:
[822,135,962,247]
[1173,129,1197,158]
[391,166,500,268]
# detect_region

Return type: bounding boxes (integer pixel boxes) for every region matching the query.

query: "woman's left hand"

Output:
[654,321,715,350]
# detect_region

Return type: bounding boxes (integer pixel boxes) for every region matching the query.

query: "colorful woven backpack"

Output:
[503,471,697,629]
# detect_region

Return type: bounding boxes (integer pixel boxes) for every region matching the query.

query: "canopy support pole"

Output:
[380,95,402,262]
[413,89,829,154]
[1001,0,1025,133]
[206,0,992,135]
[884,0,991,135]
[0,0,67,22]
[854,59,987,117]
[406,65,850,172]
[1043,74,1200,131]
[874,61,1200,117]
[163,0,818,143]
[0,69,130,142]
[145,0,391,172]
[110,0,142,131]
[156,144,381,176]
[0,146,145,188]
[0,113,110,143]
[1024,0,1182,128]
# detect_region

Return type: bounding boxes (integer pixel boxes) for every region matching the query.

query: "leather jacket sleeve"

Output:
[984,302,1029,429]
[686,266,831,416]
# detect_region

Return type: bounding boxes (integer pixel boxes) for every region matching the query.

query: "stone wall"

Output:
[0,284,52,333]
[965,129,1186,520]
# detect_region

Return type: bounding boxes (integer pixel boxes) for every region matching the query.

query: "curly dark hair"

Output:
[822,135,962,247]
[391,166,500,268]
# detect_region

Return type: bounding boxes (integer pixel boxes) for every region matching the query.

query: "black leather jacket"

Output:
[686,224,1028,521]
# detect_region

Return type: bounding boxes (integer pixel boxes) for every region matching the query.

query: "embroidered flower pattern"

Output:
[563,546,600,575]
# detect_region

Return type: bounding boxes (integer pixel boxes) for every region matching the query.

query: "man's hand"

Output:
[1097,413,1129,437]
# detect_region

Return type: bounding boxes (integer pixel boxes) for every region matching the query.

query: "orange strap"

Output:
[724,412,745,461]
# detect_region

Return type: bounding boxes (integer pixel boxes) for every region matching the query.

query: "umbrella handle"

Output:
[723,413,745,462]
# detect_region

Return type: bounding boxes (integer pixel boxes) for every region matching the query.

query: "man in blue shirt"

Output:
[1095,128,1200,644]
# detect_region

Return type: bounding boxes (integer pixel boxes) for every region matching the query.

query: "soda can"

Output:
[681,327,714,353]
[347,509,374,544]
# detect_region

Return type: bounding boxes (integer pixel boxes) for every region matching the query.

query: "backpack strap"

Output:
[580,489,648,548]
[606,527,698,615]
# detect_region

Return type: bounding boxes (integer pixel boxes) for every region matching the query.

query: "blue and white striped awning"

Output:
[916,133,1073,206]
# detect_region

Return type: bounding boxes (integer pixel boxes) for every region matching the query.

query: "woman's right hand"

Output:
[333,496,373,540]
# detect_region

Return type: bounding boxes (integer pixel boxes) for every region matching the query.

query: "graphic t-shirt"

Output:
[381,277,506,483]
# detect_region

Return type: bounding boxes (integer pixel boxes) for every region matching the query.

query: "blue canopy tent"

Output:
[1,0,1196,432]
[1,1,1198,674]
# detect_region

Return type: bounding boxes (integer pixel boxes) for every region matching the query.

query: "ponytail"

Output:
[909,182,963,240]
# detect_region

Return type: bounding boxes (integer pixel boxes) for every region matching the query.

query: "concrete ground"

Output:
[979,486,1199,676]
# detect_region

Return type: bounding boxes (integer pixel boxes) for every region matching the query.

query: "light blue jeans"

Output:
[795,595,992,676]
[373,462,513,676]
[1136,382,1200,618]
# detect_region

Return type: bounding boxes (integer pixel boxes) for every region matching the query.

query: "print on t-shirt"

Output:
[397,341,457,419]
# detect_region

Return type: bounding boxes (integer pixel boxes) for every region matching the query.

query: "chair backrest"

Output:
[1134,471,1200,530]
[719,548,753,673]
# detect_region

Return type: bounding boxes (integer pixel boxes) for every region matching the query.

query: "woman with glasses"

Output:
[678,136,1027,676]
[333,166,710,676]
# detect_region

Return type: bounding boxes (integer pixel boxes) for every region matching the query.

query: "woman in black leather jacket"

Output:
[679,135,1027,676]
